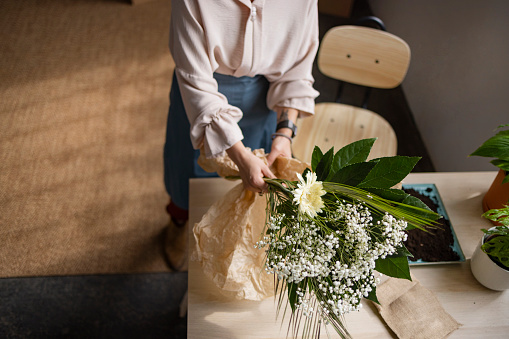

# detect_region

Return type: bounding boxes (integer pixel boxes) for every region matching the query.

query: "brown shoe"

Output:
[164,219,189,272]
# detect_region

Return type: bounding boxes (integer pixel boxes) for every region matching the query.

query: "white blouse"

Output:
[170,0,319,157]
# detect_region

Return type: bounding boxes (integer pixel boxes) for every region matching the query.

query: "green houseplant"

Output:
[470,205,509,291]
[469,124,509,212]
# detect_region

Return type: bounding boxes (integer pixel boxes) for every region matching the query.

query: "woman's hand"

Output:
[227,141,276,193]
[266,133,292,166]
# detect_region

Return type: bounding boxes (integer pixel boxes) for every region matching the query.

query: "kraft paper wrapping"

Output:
[193,149,309,300]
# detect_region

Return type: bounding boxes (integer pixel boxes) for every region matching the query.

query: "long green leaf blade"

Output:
[361,187,410,202]
[287,282,298,312]
[323,182,440,230]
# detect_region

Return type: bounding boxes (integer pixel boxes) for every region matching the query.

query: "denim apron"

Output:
[164,72,277,210]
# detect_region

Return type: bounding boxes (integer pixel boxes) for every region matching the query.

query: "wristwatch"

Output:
[276,120,297,138]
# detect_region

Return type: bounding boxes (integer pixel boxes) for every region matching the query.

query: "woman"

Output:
[164,0,319,271]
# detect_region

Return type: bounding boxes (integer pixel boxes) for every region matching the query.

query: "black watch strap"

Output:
[276,120,297,138]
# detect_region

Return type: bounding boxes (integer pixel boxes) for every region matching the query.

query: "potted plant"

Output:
[470,205,509,291]
[469,124,509,213]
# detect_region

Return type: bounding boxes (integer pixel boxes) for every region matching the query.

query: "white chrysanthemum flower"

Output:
[292,171,326,218]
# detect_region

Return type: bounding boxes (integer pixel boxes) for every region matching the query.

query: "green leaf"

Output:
[490,160,509,184]
[328,162,376,186]
[395,245,413,258]
[470,129,509,160]
[362,187,410,202]
[365,286,380,305]
[481,225,509,236]
[331,138,377,175]
[482,209,509,226]
[401,194,432,211]
[482,236,509,268]
[358,156,420,189]
[301,167,312,181]
[361,187,439,230]
[491,159,509,171]
[311,146,323,172]
[375,255,411,280]
[504,175,509,185]
[287,282,298,312]
[316,147,334,181]
[400,195,440,225]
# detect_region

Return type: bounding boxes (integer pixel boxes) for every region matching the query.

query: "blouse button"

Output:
[251,6,257,21]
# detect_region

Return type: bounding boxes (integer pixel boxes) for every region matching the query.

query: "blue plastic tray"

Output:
[402,183,466,265]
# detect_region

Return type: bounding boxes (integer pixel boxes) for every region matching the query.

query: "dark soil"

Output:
[403,188,460,262]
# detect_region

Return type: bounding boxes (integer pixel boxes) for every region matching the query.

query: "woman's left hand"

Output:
[267,134,292,167]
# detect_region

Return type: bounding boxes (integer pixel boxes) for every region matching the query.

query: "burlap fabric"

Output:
[374,274,461,339]
[0,0,173,278]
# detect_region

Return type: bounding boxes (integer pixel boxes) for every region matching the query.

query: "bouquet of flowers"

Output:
[256,139,440,338]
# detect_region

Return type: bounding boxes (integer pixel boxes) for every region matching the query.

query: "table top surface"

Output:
[188,171,509,338]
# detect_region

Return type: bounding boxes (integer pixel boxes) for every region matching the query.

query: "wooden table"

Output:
[188,172,509,338]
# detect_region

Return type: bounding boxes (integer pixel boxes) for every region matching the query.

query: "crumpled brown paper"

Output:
[193,148,309,300]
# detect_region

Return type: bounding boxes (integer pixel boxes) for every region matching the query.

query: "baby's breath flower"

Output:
[258,170,431,339]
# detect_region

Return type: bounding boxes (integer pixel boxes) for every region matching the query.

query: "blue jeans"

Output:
[163,72,276,211]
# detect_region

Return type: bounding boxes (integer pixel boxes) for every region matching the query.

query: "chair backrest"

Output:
[293,103,397,163]
[318,25,410,89]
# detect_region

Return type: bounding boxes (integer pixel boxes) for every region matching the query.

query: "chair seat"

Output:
[293,102,397,163]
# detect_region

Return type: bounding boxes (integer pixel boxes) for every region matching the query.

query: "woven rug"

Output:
[0,0,174,277]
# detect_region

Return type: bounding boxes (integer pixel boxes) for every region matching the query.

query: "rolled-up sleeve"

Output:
[170,1,244,158]
[265,3,320,117]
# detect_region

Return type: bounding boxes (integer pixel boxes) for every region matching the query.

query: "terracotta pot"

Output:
[482,169,509,214]
[470,229,509,291]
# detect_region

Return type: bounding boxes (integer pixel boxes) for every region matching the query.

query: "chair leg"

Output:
[362,87,372,109]
[179,289,188,318]
[335,80,344,103]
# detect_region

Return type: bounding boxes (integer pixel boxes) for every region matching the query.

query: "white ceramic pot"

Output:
[470,230,509,291]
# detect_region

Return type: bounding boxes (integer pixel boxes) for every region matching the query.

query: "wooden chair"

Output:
[292,20,410,163]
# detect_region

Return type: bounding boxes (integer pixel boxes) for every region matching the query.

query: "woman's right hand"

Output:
[226,141,276,193]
